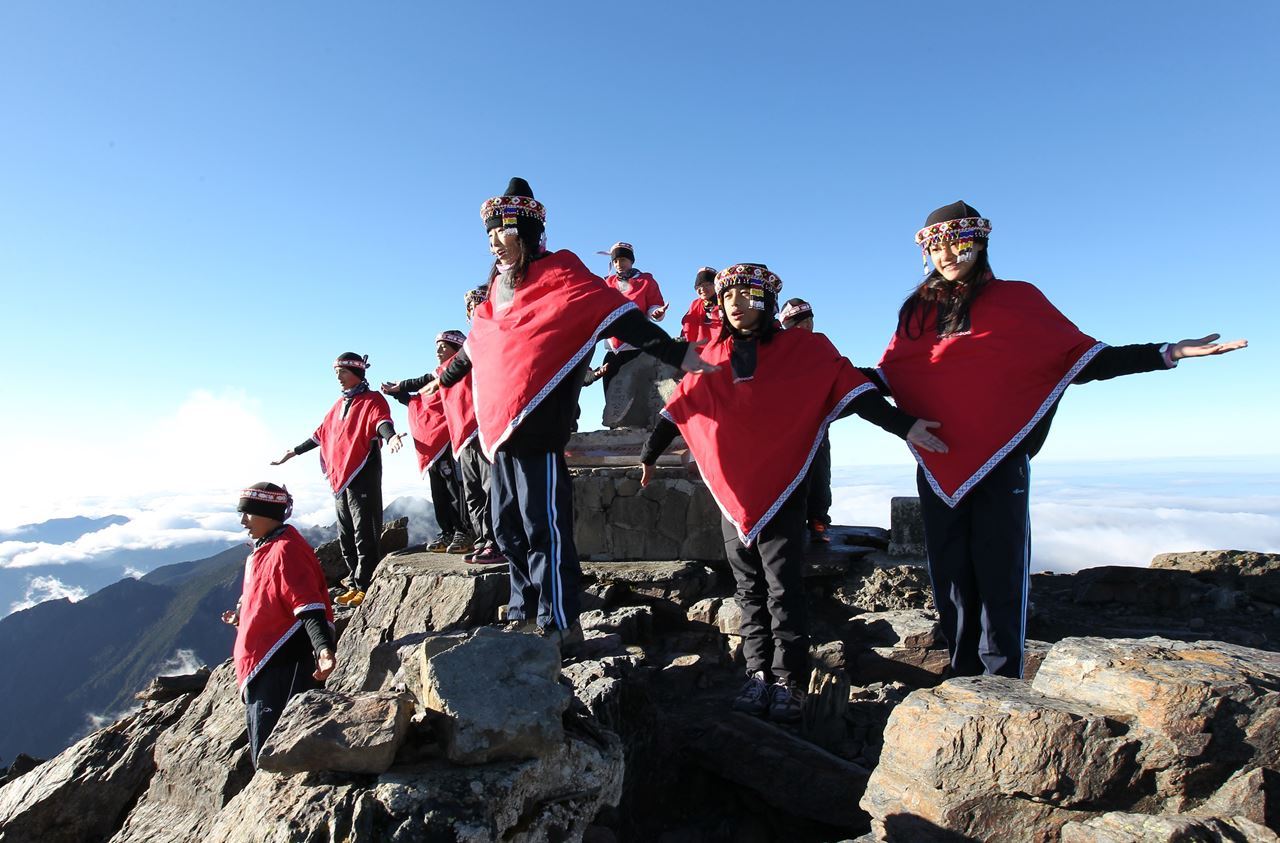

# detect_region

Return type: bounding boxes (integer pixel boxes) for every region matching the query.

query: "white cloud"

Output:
[123,566,145,579]
[9,575,88,613]
[158,648,205,676]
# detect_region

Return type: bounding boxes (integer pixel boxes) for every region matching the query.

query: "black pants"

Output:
[459,440,495,544]
[917,454,1031,678]
[805,431,832,526]
[723,485,810,685]
[336,462,382,591]
[428,454,465,537]
[600,349,642,394]
[490,448,580,630]
[244,628,321,766]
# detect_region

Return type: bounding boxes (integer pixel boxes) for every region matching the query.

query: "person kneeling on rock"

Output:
[222,482,337,765]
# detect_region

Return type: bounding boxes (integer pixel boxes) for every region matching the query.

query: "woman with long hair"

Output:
[878,200,1247,678]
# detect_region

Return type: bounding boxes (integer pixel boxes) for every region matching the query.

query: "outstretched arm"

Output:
[1169,333,1248,361]
[838,390,948,453]
[639,416,680,486]
[272,437,318,465]
[1075,336,1248,385]
[603,310,719,374]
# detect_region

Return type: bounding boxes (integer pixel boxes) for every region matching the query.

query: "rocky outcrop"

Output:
[0,695,191,843]
[861,636,1280,841]
[600,352,681,430]
[1060,812,1278,842]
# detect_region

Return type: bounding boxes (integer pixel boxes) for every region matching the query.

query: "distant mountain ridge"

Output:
[0,514,130,544]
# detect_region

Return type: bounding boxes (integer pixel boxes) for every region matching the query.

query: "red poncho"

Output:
[406,388,451,476]
[233,525,334,697]
[604,271,666,350]
[662,329,875,546]
[878,279,1105,507]
[440,366,480,455]
[466,250,637,458]
[313,390,392,495]
[680,298,721,345]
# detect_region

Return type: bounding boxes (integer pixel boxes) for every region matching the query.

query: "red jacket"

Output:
[680,297,721,345]
[312,390,392,495]
[603,272,666,350]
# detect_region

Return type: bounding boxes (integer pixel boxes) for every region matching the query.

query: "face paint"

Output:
[954,238,976,264]
[749,283,766,310]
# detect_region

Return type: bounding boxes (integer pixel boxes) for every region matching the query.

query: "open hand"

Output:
[221,609,239,626]
[380,381,402,395]
[651,304,669,321]
[387,433,405,454]
[681,340,720,374]
[1170,333,1248,360]
[908,419,948,454]
[639,463,654,488]
[313,648,336,681]
[270,449,295,466]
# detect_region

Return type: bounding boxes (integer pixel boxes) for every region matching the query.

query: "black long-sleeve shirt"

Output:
[438,308,688,455]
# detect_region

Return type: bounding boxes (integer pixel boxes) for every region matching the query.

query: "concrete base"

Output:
[572,466,724,563]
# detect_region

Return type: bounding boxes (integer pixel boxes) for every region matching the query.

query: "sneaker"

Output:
[334,588,361,606]
[538,622,584,656]
[462,542,482,563]
[809,520,831,544]
[426,533,450,553]
[767,679,804,723]
[446,532,473,554]
[731,671,770,716]
[344,590,366,608]
[470,544,507,564]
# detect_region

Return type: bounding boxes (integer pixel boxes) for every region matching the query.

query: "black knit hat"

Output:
[915,201,992,269]
[924,200,983,228]
[780,298,814,328]
[334,352,369,379]
[481,177,546,242]
[694,266,717,288]
[237,482,293,521]
[609,241,635,263]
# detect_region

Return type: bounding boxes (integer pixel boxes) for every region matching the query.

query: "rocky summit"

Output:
[0,513,1276,842]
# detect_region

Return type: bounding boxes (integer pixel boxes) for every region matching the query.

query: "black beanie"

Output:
[925,200,984,228]
[609,242,635,263]
[694,266,717,288]
[334,352,369,379]
[237,482,292,521]
[481,177,546,242]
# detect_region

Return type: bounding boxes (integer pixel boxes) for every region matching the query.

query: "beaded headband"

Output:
[480,195,546,237]
[334,355,369,371]
[780,301,813,324]
[464,286,489,307]
[435,330,467,348]
[914,216,992,268]
[238,485,293,520]
[714,264,783,311]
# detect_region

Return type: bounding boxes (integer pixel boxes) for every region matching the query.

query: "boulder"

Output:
[838,563,934,613]
[688,712,871,830]
[0,696,191,843]
[579,605,655,644]
[1060,811,1278,842]
[1194,767,1280,831]
[109,661,253,843]
[421,627,571,764]
[581,561,713,609]
[256,690,414,775]
[0,754,43,786]
[1152,549,1280,604]
[378,516,409,558]
[134,667,212,702]
[327,553,509,694]
[601,352,681,430]
[204,727,624,843]
[846,609,950,686]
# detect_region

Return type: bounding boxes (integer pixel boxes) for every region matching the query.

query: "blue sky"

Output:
[1,2,1275,528]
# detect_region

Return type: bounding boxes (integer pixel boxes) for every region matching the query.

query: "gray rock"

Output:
[1193,767,1280,831]
[580,605,654,644]
[581,561,712,608]
[204,728,624,843]
[602,353,681,430]
[421,627,571,764]
[378,516,409,557]
[1060,811,1278,842]
[689,712,871,830]
[0,696,191,843]
[256,690,414,775]
[109,661,253,843]
[847,609,942,649]
[328,553,509,694]
[133,667,211,702]
[572,466,723,562]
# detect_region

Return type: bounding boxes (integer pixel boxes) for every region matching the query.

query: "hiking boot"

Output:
[809,520,831,544]
[426,533,450,553]
[767,679,804,723]
[344,590,366,608]
[538,622,584,656]
[470,544,507,564]
[731,671,770,716]
[446,532,473,554]
[334,588,361,606]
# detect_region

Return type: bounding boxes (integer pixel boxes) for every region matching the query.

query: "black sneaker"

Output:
[767,679,804,723]
[426,533,450,553]
[731,671,770,716]
[446,532,474,554]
